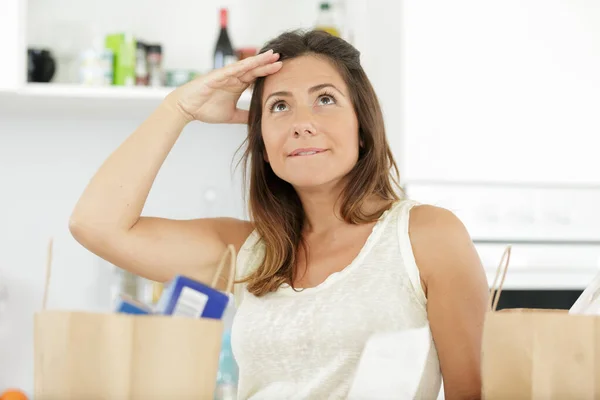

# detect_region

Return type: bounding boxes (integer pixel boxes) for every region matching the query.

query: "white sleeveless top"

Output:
[231,200,442,399]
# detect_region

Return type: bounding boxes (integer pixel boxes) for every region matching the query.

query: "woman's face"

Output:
[260,55,360,190]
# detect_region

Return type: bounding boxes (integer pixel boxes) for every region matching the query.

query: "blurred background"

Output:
[1,0,600,396]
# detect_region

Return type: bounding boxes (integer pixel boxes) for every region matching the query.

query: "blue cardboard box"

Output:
[115,295,152,315]
[157,275,230,320]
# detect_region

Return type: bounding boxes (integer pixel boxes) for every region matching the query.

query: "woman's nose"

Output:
[291,108,317,137]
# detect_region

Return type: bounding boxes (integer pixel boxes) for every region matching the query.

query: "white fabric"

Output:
[231,200,442,399]
[346,326,433,399]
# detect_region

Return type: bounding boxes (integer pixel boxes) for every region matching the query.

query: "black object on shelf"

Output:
[27,48,56,83]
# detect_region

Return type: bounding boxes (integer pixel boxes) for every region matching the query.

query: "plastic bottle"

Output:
[315,2,340,37]
[214,330,238,400]
[146,44,163,87]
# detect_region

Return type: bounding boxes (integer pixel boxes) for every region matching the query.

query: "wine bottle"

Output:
[213,8,237,69]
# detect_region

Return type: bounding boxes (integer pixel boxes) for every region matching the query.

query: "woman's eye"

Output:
[318,95,335,106]
[272,102,288,112]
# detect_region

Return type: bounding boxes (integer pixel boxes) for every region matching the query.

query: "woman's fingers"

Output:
[239,61,283,84]
[216,50,280,81]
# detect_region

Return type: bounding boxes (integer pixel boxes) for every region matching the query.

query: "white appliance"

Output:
[405,181,600,292]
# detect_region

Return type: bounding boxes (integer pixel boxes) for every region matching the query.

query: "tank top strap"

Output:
[395,199,428,307]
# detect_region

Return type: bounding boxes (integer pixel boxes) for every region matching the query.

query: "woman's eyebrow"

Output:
[264,83,345,106]
[308,83,344,96]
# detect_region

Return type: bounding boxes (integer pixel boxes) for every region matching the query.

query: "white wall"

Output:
[401,0,600,184]
[25,0,338,81]
[0,104,248,392]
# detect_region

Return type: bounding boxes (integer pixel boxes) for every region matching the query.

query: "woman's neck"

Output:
[296,183,386,235]
[298,190,345,235]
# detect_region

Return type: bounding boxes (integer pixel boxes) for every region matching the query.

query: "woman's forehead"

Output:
[262,55,346,95]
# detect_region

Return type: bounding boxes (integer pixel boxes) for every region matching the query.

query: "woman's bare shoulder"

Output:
[407,204,481,282]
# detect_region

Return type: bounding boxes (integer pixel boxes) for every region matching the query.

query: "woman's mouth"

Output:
[289,148,327,157]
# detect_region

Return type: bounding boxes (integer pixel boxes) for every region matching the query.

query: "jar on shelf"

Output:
[146,44,163,87]
[135,41,149,86]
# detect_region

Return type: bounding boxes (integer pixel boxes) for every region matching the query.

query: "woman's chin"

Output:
[284,174,344,191]
[273,164,353,191]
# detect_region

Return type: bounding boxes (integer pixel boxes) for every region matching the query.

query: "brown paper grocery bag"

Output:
[482,246,600,399]
[34,239,236,400]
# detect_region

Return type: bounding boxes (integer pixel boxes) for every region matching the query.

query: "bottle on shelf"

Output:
[105,33,136,86]
[314,2,341,37]
[146,44,164,87]
[78,31,113,87]
[213,8,237,69]
[135,41,149,86]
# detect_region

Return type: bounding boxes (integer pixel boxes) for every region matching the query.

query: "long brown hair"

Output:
[238,29,402,296]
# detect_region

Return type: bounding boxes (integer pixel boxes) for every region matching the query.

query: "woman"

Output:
[70,30,489,399]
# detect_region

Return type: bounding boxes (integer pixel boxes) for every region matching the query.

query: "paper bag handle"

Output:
[210,244,237,293]
[488,245,512,312]
[42,239,237,307]
[42,238,54,310]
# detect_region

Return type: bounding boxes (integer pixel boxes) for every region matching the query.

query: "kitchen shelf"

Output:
[17,83,252,104]
[18,83,175,99]
[0,83,253,118]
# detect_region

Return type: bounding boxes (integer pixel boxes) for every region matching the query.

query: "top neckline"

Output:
[274,200,402,296]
